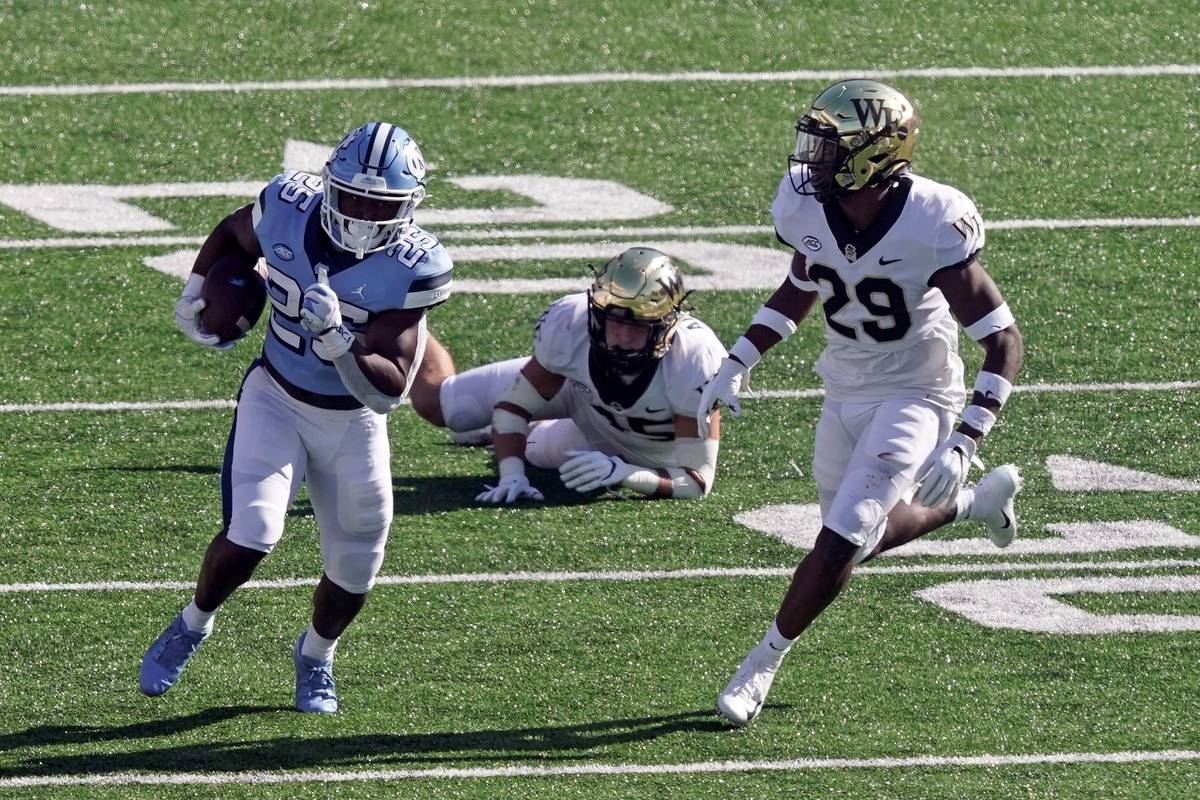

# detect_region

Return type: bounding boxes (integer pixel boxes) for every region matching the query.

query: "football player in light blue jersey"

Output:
[141,122,453,713]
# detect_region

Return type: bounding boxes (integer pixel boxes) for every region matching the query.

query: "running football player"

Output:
[701,81,1025,725]
[409,247,725,501]
[141,122,452,713]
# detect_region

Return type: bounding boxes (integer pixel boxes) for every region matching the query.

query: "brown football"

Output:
[200,255,268,344]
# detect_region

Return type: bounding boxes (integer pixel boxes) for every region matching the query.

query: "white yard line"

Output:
[3,64,1199,97]
[0,400,235,413]
[3,380,1197,414]
[2,216,1199,252]
[0,235,205,250]
[752,380,1200,401]
[1,747,1197,788]
[3,559,1198,595]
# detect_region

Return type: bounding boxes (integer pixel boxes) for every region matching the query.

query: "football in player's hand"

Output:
[200,255,267,344]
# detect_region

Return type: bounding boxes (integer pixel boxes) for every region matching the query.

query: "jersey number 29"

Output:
[807,264,912,343]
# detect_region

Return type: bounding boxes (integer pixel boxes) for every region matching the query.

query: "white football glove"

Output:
[300,267,342,334]
[300,267,354,358]
[697,357,748,439]
[475,475,545,505]
[914,431,978,508]
[174,274,232,351]
[558,449,636,493]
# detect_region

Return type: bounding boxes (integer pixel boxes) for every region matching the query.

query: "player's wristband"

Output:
[973,371,1013,407]
[961,404,997,438]
[318,325,355,359]
[728,336,762,370]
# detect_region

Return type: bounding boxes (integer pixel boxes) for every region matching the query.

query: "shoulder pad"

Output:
[401,243,454,309]
[665,316,728,416]
[532,293,588,372]
[254,171,324,231]
[932,185,986,270]
[771,171,814,251]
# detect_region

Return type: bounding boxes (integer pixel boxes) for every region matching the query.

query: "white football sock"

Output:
[181,600,215,635]
[301,625,339,663]
[753,619,795,670]
[954,487,976,522]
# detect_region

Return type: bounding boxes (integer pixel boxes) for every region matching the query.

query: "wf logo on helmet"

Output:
[851,98,898,128]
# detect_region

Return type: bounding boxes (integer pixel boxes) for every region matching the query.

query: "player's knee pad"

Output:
[440,379,492,432]
[324,545,385,595]
[225,501,282,554]
[439,358,528,433]
[825,470,890,551]
[525,421,562,469]
[526,418,590,470]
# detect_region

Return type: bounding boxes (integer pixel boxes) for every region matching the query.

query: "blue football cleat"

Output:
[139,613,208,696]
[293,632,339,713]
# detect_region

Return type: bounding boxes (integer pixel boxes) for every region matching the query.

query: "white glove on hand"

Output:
[559,449,636,493]
[300,267,342,334]
[174,274,232,351]
[914,431,978,508]
[475,475,545,505]
[697,357,748,439]
[300,267,353,358]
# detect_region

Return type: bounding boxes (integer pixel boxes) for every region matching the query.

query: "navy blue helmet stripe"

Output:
[377,125,398,170]
[362,122,383,174]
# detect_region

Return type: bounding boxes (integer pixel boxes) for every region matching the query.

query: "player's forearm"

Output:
[958,324,1024,440]
[974,325,1023,409]
[490,431,528,469]
[730,281,818,368]
[329,348,405,414]
[347,346,409,397]
[618,439,719,499]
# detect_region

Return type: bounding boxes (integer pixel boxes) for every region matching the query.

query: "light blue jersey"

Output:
[251,170,453,406]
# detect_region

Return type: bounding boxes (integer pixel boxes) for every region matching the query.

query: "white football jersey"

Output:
[532,293,726,468]
[772,166,985,409]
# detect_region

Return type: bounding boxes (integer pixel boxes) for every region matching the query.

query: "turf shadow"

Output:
[0,708,729,777]
[90,465,222,475]
[283,471,598,519]
[0,704,281,753]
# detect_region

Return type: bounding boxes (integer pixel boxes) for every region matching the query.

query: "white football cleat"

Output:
[716,650,778,726]
[972,464,1022,548]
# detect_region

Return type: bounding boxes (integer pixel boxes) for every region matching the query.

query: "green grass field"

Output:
[1,2,1198,797]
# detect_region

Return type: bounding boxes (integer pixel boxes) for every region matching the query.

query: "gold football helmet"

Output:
[789,79,919,203]
[587,247,687,372]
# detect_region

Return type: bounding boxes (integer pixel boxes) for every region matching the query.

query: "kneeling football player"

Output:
[409,247,725,502]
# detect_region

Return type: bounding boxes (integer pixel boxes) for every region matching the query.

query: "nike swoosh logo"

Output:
[1000,510,1013,529]
[767,642,785,651]
[879,257,903,265]
[645,407,667,414]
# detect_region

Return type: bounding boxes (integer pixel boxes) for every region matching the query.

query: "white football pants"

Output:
[222,365,393,594]
[437,356,592,468]
[813,398,954,555]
